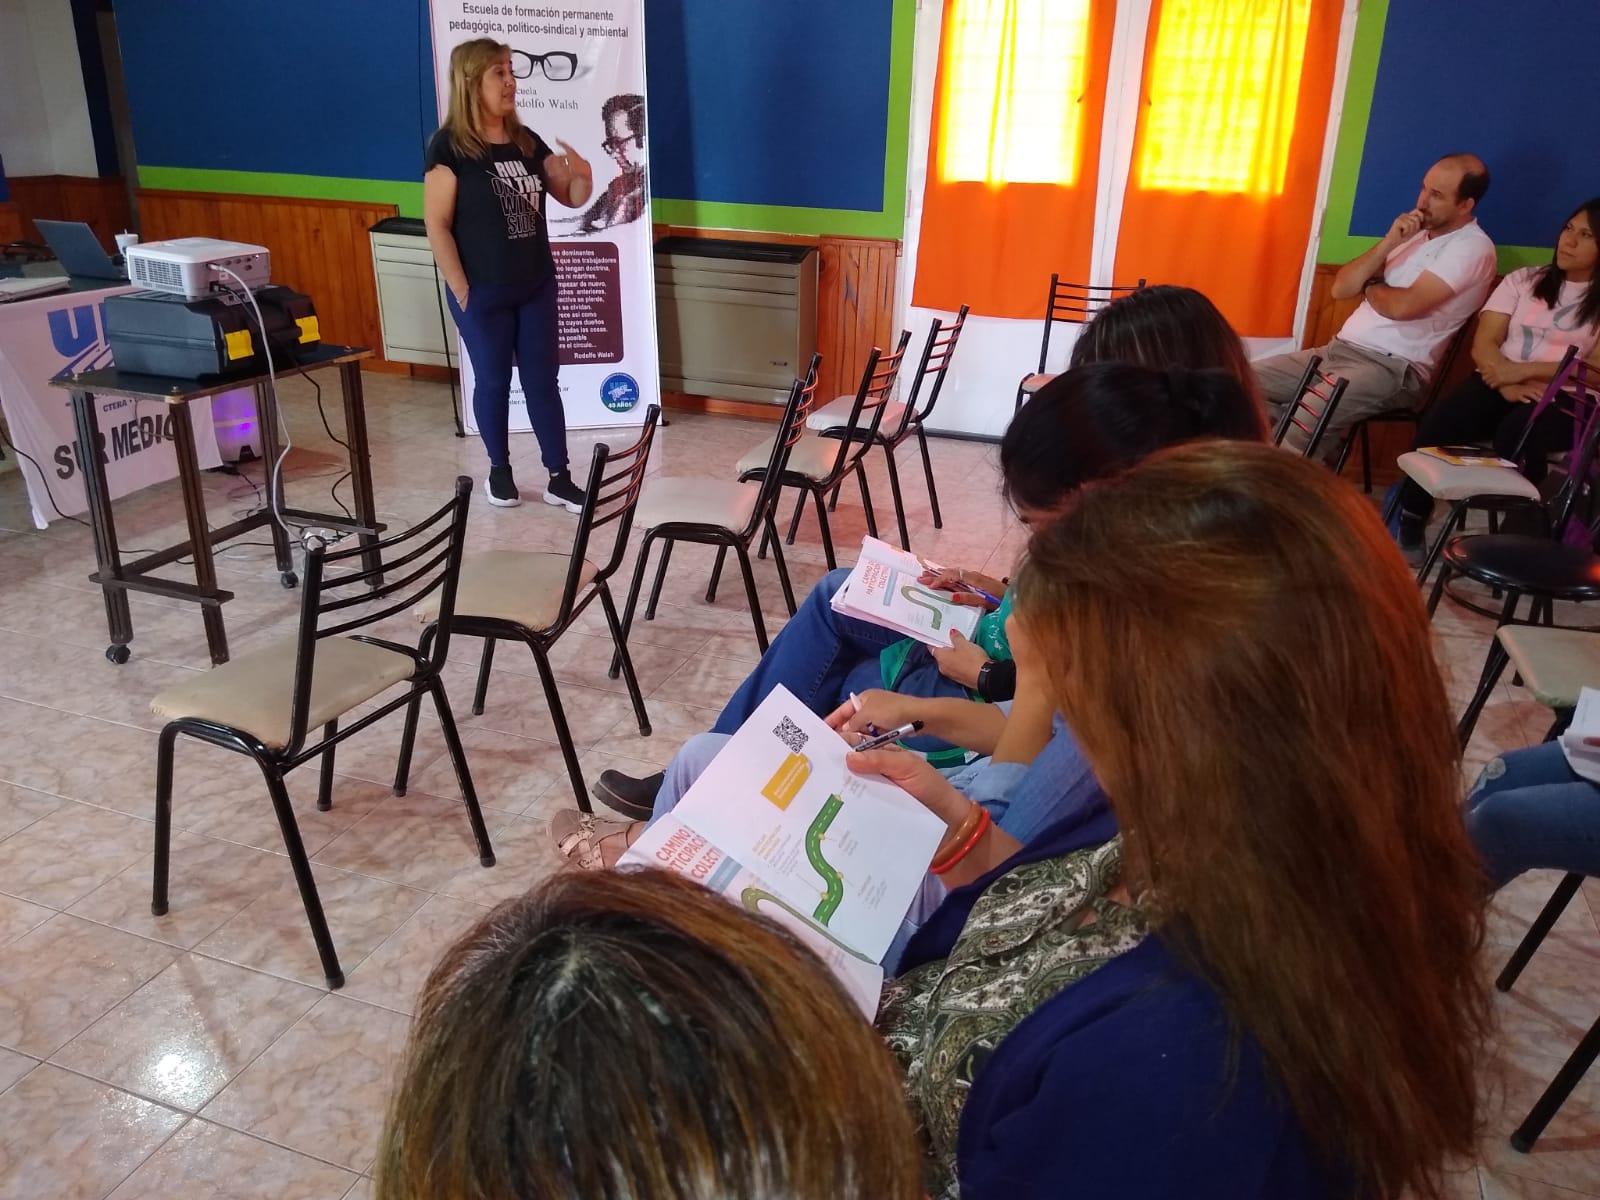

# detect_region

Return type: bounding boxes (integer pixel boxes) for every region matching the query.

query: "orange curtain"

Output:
[912,0,1117,320]
[1113,0,1340,337]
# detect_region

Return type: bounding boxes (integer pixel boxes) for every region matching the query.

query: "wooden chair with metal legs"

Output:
[1271,357,1350,461]
[808,306,970,549]
[149,477,489,988]
[1015,275,1146,412]
[400,408,662,816]
[613,364,819,667]
[736,334,911,569]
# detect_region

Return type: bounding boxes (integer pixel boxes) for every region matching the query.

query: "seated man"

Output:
[1253,153,1497,457]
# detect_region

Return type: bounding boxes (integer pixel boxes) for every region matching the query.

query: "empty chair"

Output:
[737,334,912,568]
[1015,275,1146,411]
[402,409,662,815]
[148,478,489,988]
[616,362,820,663]
[807,306,969,548]
[1271,356,1350,461]
[1391,348,1584,586]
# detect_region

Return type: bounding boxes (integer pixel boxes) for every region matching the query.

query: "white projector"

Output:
[125,237,270,300]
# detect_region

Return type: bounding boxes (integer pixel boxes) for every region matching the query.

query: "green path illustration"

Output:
[900,584,945,629]
[739,885,873,964]
[806,793,846,923]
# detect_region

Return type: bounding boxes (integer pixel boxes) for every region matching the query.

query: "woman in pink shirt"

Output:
[1393,197,1600,557]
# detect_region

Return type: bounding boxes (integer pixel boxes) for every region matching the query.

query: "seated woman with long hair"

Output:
[860,441,1489,1198]
[374,869,922,1199]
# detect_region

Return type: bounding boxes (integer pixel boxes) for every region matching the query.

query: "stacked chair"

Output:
[1014,275,1145,411]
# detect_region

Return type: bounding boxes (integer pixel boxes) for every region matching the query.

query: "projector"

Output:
[125,237,270,300]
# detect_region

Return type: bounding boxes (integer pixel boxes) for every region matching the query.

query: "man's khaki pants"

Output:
[1254,337,1424,460]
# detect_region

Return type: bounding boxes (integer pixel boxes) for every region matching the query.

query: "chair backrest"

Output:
[563,403,663,610]
[285,475,474,755]
[890,304,970,440]
[1534,355,1600,541]
[1509,345,1582,460]
[752,354,822,534]
[816,329,914,487]
[1272,361,1349,460]
[1035,275,1147,373]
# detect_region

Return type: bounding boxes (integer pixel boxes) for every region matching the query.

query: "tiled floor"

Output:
[0,373,1597,1198]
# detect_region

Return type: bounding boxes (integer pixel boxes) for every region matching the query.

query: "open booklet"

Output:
[829,535,982,648]
[619,684,946,1016]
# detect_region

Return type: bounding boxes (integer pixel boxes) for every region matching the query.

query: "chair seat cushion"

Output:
[150,636,415,750]
[735,433,844,482]
[1396,451,1542,502]
[638,477,761,530]
[1019,372,1056,395]
[417,550,598,631]
[1496,625,1600,709]
[805,394,906,435]
[1443,534,1600,599]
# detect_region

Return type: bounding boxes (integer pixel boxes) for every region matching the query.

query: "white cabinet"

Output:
[369,218,454,367]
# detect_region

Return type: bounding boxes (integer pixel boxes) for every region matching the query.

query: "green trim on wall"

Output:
[1316,0,1389,265]
[650,0,913,240]
[137,166,422,215]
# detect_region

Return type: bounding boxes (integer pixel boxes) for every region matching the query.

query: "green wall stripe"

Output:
[137,166,423,215]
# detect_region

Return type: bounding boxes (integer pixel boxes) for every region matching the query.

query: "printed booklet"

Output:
[829,536,982,648]
[619,684,946,1015]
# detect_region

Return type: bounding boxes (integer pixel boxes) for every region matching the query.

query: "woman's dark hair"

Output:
[1531,198,1600,329]
[374,869,922,1200]
[1069,284,1263,408]
[1000,362,1267,513]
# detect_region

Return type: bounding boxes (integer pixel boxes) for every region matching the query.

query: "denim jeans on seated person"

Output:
[711,568,976,753]
[649,713,1110,972]
[1465,741,1600,887]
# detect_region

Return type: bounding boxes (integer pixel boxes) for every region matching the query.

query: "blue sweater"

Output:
[899,810,1341,1200]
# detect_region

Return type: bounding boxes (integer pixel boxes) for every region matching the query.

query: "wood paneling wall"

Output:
[138,190,399,361]
[653,224,901,409]
[0,203,24,244]
[6,175,132,249]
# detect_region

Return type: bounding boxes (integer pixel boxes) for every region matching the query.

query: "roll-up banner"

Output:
[429,2,658,431]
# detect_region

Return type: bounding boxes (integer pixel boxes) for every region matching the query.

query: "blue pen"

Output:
[956,580,1003,607]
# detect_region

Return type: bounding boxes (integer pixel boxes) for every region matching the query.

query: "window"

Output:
[1136,0,1313,193]
[937,0,1094,186]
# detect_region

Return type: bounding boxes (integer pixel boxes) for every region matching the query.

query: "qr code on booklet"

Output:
[773,716,809,755]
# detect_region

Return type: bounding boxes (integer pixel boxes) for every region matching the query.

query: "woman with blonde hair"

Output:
[424,38,593,511]
[375,869,922,1199]
[859,440,1490,1198]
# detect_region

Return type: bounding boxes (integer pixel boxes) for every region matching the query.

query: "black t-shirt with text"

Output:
[425,128,555,289]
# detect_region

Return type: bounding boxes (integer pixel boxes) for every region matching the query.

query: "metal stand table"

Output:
[50,344,385,666]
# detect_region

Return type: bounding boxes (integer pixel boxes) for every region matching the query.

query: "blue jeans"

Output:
[712,568,973,751]
[1465,741,1600,887]
[447,275,568,473]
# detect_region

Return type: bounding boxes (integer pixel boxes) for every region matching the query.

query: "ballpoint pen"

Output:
[852,720,924,752]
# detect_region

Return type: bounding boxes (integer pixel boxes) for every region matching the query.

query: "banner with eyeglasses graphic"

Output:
[429,2,658,431]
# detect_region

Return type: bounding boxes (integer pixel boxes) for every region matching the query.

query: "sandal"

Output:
[550,810,638,871]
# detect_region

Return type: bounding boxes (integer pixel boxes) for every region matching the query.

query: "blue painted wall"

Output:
[1349,0,1600,249]
[113,0,894,214]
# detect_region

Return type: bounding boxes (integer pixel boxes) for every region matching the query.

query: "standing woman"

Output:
[424,38,594,510]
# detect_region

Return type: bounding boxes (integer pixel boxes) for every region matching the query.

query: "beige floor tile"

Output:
[52,953,322,1111]
[0,914,177,1057]
[201,994,409,1172]
[649,654,754,710]
[311,791,498,891]
[0,799,152,908]
[106,1118,359,1200]
[1477,1047,1600,1195]
[1480,1166,1600,1198]
[0,893,57,947]
[70,831,295,949]
[173,768,393,860]
[342,1175,374,1200]
[340,895,490,1016]
[0,1048,36,1094]
[590,697,722,768]
[0,782,64,841]
[433,815,562,908]
[402,723,572,816]
[0,1064,185,1200]
[1487,871,1600,967]
[194,863,429,988]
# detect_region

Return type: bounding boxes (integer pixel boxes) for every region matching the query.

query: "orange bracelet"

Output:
[930,806,992,875]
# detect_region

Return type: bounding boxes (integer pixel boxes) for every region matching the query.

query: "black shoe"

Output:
[1397,516,1427,566]
[592,769,664,820]
[485,465,521,508]
[543,470,586,514]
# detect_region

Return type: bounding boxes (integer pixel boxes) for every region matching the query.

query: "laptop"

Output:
[33,219,128,282]
[0,276,71,303]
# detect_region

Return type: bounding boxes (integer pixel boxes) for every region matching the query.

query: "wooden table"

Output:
[50,344,385,665]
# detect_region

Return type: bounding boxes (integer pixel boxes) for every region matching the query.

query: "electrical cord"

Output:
[214,265,291,538]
